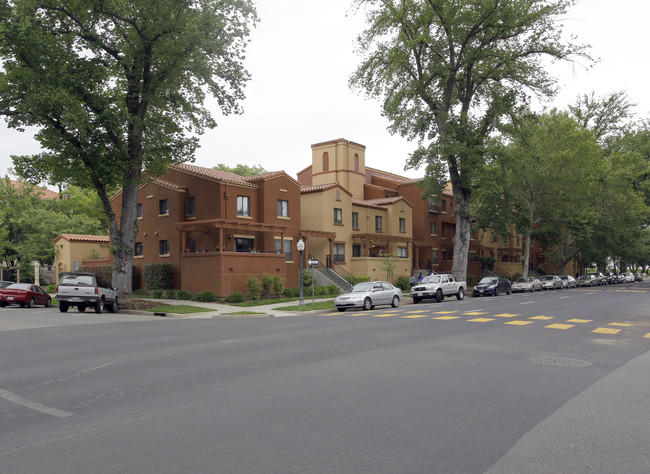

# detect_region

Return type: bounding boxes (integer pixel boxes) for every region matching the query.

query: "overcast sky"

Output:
[1,0,648,186]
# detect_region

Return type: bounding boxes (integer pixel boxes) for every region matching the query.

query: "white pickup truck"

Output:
[411,274,466,303]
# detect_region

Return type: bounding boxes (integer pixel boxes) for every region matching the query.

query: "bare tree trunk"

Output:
[522,233,531,277]
[451,185,471,283]
[110,178,140,300]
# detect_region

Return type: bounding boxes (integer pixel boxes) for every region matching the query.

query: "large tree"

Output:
[0,0,257,298]
[349,0,587,281]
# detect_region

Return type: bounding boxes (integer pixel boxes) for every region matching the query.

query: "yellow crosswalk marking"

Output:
[494,313,519,318]
[323,313,341,316]
[546,323,575,329]
[372,313,398,317]
[644,333,650,339]
[432,311,458,314]
[433,316,461,320]
[531,316,555,320]
[609,322,633,327]
[504,320,534,326]
[593,327,621,334]
[401,315,430,319]
[406,310,429,314]
[464,311,487,315]
[567,318,592,323]
[468,318,496,322]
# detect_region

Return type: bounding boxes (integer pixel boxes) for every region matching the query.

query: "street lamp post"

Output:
[297,238,305,306]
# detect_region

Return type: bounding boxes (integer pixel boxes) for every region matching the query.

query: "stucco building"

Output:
[53,234,111,284]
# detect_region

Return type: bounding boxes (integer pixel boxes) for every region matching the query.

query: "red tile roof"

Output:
[53,234,110,243]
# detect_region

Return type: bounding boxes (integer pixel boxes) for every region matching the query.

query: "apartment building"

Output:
[110,163,302,296]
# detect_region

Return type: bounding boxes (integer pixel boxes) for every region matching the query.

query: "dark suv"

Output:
[56,272,118,313]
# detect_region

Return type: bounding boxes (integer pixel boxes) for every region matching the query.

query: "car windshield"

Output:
[516,278,532,283]
[421,275,441,284]
[540,276,553,281]
[351,282,374,293]
[60,274,94,286]
[478,278,497,285]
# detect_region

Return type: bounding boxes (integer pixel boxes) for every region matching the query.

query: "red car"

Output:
[0,283,52,308]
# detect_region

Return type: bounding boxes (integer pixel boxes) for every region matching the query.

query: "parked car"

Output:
[635,273,644,282]
[559,275,577,288]
[511,277,542,293]
[0,283,52,308]
[576,274,598,287]
[540,275,562,290]
[335,281,402,312]
[624,272,636,283]
[56,272,118,314]
[615,274,626,284]
[411,273,466,303]
[473,276,511,297]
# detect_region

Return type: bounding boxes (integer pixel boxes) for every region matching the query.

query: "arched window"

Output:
[354,153,359,172]
[323,152,329,172]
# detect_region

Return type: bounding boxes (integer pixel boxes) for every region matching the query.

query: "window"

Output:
[375,215,382,231]
[159,199,169,215]
[490,232,497,243]
[333,208,343,224]
[397,247,407,258]
[323,152,329,172]
[428,198,437,212]
[237,196,250,216]
[430,222,437,235]
[137,203,143,219]
[442,250,447,261]
[469,251,479,261]
[159,240,170,256]
[399,218,406,232]
[354,153,359,172]
[432,249,439,265]
[274,238,293,261]
[441,224,445,238]
[185,196,195,219]
[134,242,143,257]
[352,212,359,230]
[188,238,196,253]
[440,199,447,212]
[333,243,345,263]
[352,245,361,257]
[235,237,254,252]
[277,200,289,218]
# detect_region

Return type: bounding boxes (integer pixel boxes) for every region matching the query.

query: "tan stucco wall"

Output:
[54,240,110,284]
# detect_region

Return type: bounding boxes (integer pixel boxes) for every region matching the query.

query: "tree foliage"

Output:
[214,163,268,176]
[350,0,587,280]
[0,0,257,297]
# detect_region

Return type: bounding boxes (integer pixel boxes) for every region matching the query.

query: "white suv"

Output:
[56,272,118,313]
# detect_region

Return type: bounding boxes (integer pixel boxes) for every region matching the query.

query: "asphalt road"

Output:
[1,283,649,473]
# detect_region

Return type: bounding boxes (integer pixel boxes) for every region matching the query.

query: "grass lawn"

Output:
[274,300,336,312]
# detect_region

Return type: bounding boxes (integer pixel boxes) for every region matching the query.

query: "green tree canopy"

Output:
[349,0,588,281]
[214,163,269,176]
[0,0,257,297]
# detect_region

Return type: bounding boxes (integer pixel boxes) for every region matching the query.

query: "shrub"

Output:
[46,284,56,294]
[283,287,300,298]
[225,291,246,303]
[79,264,112,283]
[261,274,274,296]
[143,262,174,290]
[302,269,313,287]
[176,290,192,300]
[395,276,410,291]
[246,277,261,300]
[152,290,164,299]
[272,276,284,296]
[193,291,218,302]
[345,275,371,285]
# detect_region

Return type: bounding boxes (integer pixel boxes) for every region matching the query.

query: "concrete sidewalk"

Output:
[130,298,333,319]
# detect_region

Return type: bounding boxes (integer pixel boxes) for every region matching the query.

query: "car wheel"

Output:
[26,298,34,308]
[457,288,465,300]
[0,302,6,308]
[362,298,372,311]
[109,297,118,313]
[95,299,104,314]
[494,288,499,297]
[391,295,400,308]
[435,289,443,303]
[78,305,86,312]
[507,287,511,295]
[59,302,68,312]
[337,308,346,312]
[45,298,51,308]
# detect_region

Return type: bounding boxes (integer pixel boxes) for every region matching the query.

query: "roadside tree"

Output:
[0,0,257,299]
[349,0,587,281]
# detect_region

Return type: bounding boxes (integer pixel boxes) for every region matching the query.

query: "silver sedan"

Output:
[335,281,403,312]
[511,277,542,292]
